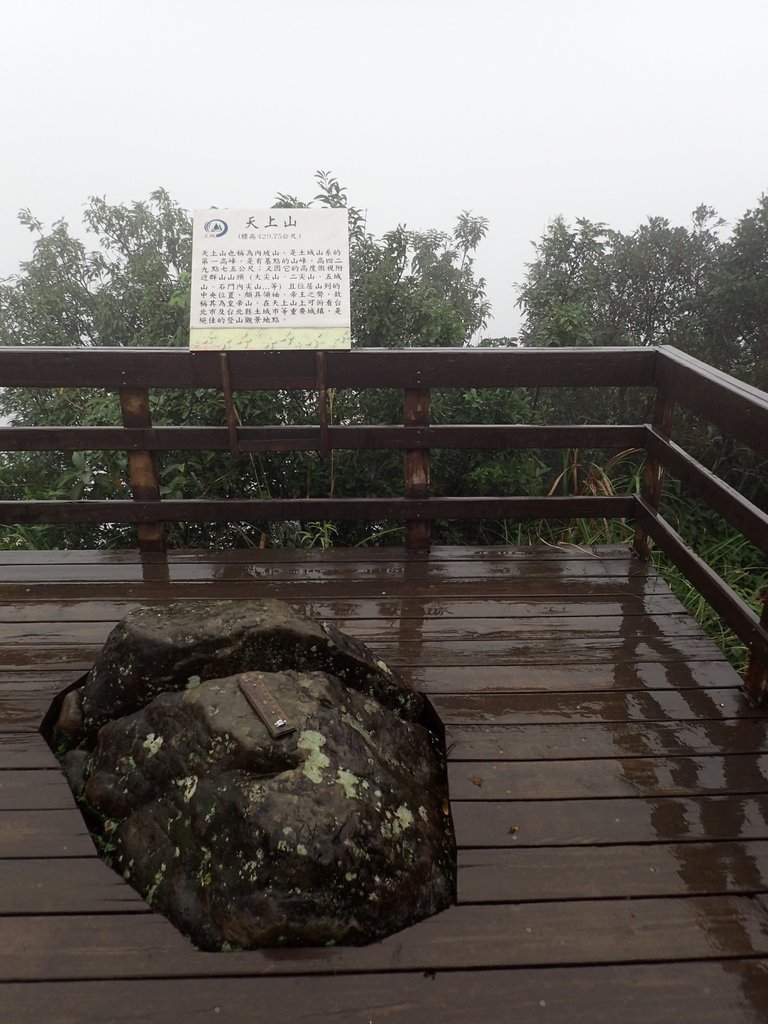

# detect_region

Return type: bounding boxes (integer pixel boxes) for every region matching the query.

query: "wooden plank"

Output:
[0,692,55,733]
[2,962,767,1024]
[0,543,642,564]
[0,735,60,769]
[414,664,748,694]
[445,720,768,760]
[0,669,84,687]
[191,542,638,560]
[7,672,747,737]
[0,809,95,857]
[0,577,673,601]
[0,553,655,582]
[1,896,766,979]
[448,754,768,801]
[0,648,105,672]
[451,795,768,847]
[0,592,690,622]
[322,614,707,640]
[0,622,120,645]
[318,636,726,666]
[2,677,750,739]
[5,691,750,742]
[0,613,708,646]
[457,840,768,902]
[431,687,754,722]
[0,771,77,810]
[382,636,726,665]
[0,858,149,914]
[19,725,766,784]
[0,671,84,735]
[13,842,766,912]
[0,636,729,672]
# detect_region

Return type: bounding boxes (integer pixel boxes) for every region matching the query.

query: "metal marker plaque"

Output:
[236,672,296,739]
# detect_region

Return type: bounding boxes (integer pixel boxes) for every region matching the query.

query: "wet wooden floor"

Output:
[1,544,767,1023]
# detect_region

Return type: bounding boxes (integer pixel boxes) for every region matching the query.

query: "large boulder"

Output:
[70,668,455,950]
[67,599,423,746]
[49,600,455,950]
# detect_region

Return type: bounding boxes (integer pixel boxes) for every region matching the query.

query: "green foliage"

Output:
[516,197,768,387]
[2,189,191,349]
[704,195,768,389]
[294,521,339,549]
[275,171,491,348]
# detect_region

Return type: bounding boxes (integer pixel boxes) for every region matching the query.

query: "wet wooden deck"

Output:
[1,544,768,1022]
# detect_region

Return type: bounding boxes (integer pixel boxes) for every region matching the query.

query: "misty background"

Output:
[1,0,767,339]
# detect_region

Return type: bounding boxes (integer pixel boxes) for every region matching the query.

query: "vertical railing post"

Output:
[745,589,768,706]
[404,388,430,552]
[633,389,676,560]
[119,387,164,553]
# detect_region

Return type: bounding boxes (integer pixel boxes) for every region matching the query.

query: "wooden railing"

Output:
[0,345,766,701]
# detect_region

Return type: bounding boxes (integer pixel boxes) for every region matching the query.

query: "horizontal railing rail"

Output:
[653,346,768,456]
[643,427,768,555]
[0,345,657,389]
[0,344,766,701]
[0,424,646,454]
[0,495,635,525]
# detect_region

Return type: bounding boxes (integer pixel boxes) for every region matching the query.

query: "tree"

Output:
[516,196,768,389]
[0,189,192,350]
[516,207,725,357]
[704,194,768,390]
[515,216,612,348]
[273,172,491,348]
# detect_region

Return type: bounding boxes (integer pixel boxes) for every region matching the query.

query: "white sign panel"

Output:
[190,208,351,350]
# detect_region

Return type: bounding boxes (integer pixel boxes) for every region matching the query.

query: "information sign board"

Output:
[190,208,351,350]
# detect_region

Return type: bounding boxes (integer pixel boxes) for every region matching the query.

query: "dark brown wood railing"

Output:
[631,348,768,704]
[0,345,766,700]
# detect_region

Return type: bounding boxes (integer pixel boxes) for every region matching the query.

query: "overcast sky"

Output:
[1,0,767,339]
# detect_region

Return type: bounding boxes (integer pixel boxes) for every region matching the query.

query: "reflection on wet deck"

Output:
[1,545,767,1023]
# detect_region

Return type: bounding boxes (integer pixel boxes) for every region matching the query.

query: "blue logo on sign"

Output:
[204,218,228,238]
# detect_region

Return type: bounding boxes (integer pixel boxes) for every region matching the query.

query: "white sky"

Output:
[1,0,767,339]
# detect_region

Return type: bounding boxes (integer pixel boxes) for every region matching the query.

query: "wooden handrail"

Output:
[654,346,768,456]
[0,345,657,389]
